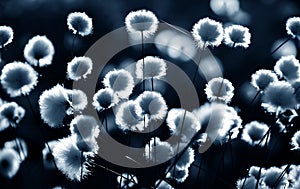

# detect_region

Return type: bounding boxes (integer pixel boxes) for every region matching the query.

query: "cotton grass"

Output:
[274,55,300,82]
[192,17,223,47]
[92,88,118,111]
[67,56,93,81]
[0,148,20,178]
[0,26,13,48]
[67,12,93,36]
[205,77,234,103]
[0,61,38,97]
[0,102,25,130]
[286,17,300,39]
[136,56,167,80]
[251,69,278,91]
[125,9,158,38]
[24,35,55,67]
[241,121,269,146]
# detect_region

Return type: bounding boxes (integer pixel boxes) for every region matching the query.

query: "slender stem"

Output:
[232,42,236,48]
[80,151,84,181]
[14,138,22,160]
[141,31,145,91]
[270,36,292,55]
[151,77,154,91]
[241,175,248,189]
[192,43,206,84]
[119,173,123,188]
[272,163,291,188]
[250,90,261,105]
[196,154,205,185]
[105,111,108,132]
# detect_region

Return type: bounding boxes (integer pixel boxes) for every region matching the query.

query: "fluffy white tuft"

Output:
[262,166,288,188]
[166,166,189,183]
[92,88,119,111]
[274,55,300,82]
[66,89,88,111]
[145,137,173,163]
[115,100,145,131]
[0,148,20,178]
[236,176,256,189]
[0,26,14,48]
[0,102,25,130]
[192,17,223,47]
[286,17,300,39]
[251,69,278,91]
[4,138,28,161]
[67,56,93,81]
[167,109,201,143]
[102,69,134,99]
[24,35,55,67]
[241,121,269,146]
[291,131,300,150]
[70,115,100,139]
[136,56,167,80]
[52,136,92,181]
[205,77,234,104]
[0,61,38,97]
[125,9,158,38]
[223,24,251,48]
[67,12,93,36]
[261,81,297,115]
[136,91,168,120]
[39,84,71,128]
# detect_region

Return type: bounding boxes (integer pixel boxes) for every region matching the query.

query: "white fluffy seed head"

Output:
[145,137,173,163]
[262,167,288,188]
[292,80,300,104]
[67,12,93,36]
[291,131,300,150]
[92,88,119,111]
[0,102,25,130]
[70,115,100,139]
[251,69,278,91]
[192,17,223,47]
[274,55,300,82]
[4,138,28,161]
[0,26,14,48]
[223,24,251,48]
[174,146,194,170]
[241,121,269,146]
[0,148,20,178]
[102,69,134,99]
[72,134,99,153]
[236,176,256,189]
[115,100,145,131]
[66,89,88,111]
[125,9,158,38]
[67,56,93,81]
[261,81,297,115]
[39,84,71,128]
[24,35,55,67]
[286,17,300,39]
[205,77,234,104]
[136,91,168,120]
[1,61,38,97]
[166,165,189,183]
[136,56,167,80]
[52,136,92,181]
[167,108,201,143]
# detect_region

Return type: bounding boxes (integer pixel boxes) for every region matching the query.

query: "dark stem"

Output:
[250,90,261,105]
[232,42,236,48]
[104,111,108,132]
[270,36,292,55]
[241,174,248,189]
[196,154,205,185]
[80,151,84,181]
[272,163,291,188]
[192,43,206,84]
[141,31,145,91]
[14,138,22,160]
[151,77,154,91]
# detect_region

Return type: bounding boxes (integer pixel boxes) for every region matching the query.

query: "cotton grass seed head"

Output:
[67,56,93,81]
[4,138,28,161]
[261,81,297,114]
[167,108,201,143]
[274,55,300,82]
[241,121,269,146]
[136,56,167,80]
[125,9,158,38]
[39,84,71,128]
[236,176,256,189]
[102,69,134,99]
[70,115,100,139]
[251,69,278,91]
[145,137,173,163]
[67,12,93,36]
[291,131,300,150]
[205,77,234,103]
[72,134,99,153]
[136,91,168,120]
[0,26,13,48]
[167,166,189,183]
[92,88,119,111]
[66,89,88,111]
[192,17,223,47]
[115,100,145,131]
[292,80,300,104]
[223,24,251,48]
[52,136,91,181]
[286,17,300,39]
[24,35,55,67]
[1,61,38,97]
[0,102,25,130]
[262,167,288,188]
[175,146,194,170]
[0,148,20,179]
